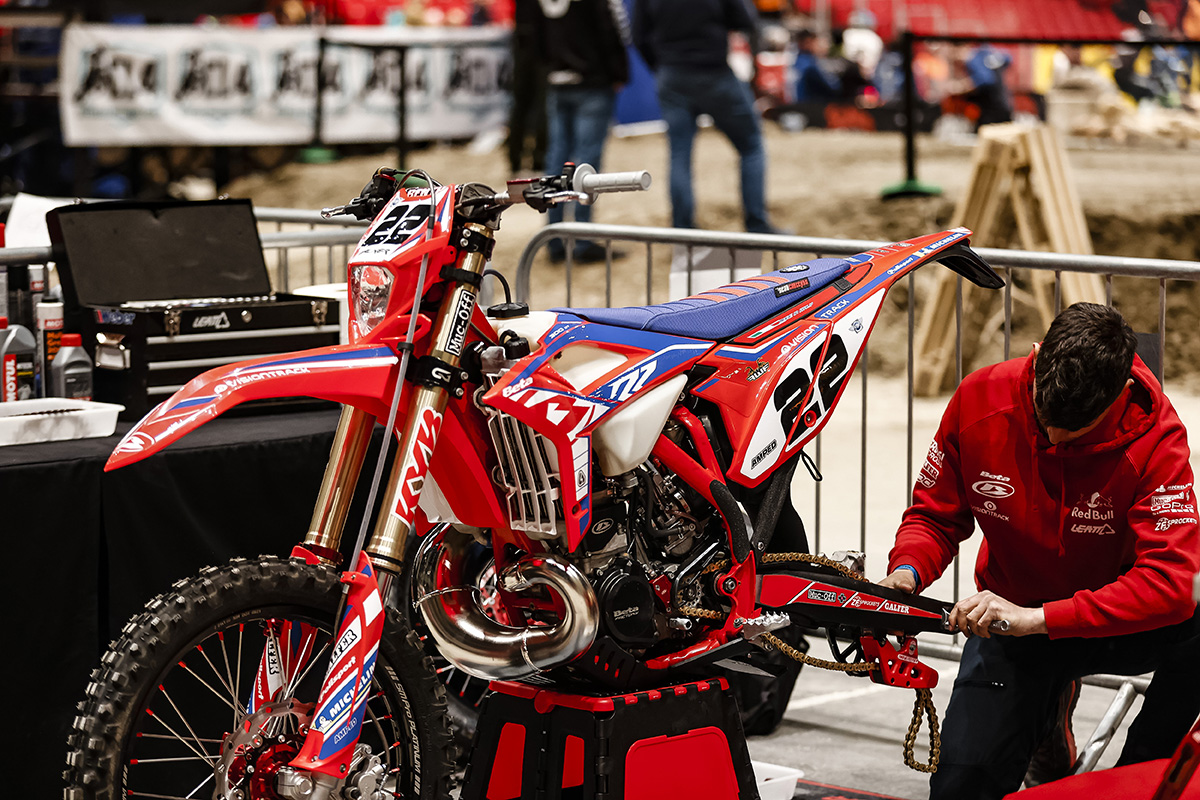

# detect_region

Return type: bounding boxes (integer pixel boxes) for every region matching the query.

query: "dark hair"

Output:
[1034,303,1137,431]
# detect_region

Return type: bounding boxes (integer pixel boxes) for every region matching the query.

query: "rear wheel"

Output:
[64,556,455,800]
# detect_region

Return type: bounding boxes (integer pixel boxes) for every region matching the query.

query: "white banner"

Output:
[59,24,512,147]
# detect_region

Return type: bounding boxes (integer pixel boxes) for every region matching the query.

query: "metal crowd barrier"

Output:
[517,222,1200,773]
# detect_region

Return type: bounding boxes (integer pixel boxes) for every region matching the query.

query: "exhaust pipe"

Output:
[412,525,599,680]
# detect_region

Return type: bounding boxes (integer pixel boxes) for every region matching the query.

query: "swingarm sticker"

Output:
[758,576,941,620]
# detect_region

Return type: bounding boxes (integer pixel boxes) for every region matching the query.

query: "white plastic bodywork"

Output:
[592,374,687,476]
[555,344,627,392]
[488,311,557,348]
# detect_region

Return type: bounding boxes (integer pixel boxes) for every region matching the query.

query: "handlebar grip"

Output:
[572,164,652,198]
[578,170,652,193]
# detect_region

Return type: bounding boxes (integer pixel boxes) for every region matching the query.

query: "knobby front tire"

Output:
[64,556,455,800]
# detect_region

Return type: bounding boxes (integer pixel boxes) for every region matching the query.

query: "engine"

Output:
[575,435,727,655]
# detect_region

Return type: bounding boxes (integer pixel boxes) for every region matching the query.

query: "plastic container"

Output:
[752,761,804,800]
[1,315,37,402]
[0,398,124,446]
[35,300,64,397]
[50,333,93,400]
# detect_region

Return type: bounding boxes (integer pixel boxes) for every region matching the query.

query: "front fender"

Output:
[107,344,400,470]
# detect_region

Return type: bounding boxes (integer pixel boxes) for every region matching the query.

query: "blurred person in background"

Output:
[534,0,630,263]
[634,0,780,234]
[841,9,882,85]
[793,28,842,102]
[506,0,547,176]
[950,43,1013,129]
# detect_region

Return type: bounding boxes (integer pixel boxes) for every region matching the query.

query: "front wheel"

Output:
[64,556,455,800]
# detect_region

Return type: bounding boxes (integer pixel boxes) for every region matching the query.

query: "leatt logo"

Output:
[192,312,231,330]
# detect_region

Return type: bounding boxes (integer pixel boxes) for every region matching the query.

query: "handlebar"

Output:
[572,164,652,203]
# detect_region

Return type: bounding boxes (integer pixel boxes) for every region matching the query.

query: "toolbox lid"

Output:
[47,199,272,309]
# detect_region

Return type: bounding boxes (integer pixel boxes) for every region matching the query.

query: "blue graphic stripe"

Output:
[513,322,709,385]
[170,395,217,410]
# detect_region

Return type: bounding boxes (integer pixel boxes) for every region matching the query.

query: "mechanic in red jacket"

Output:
[879,303,1200,800]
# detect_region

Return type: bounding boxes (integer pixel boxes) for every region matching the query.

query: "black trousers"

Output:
[930,608,1200,800]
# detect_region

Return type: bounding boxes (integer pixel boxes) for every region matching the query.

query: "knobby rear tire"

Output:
[63,555,455,800]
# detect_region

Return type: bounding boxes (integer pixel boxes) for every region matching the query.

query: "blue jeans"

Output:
[930,608,1200,800]
[544,85,615,256]
[655,65,769,232]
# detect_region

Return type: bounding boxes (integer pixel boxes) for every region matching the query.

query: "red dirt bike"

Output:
[65,164,1004,800]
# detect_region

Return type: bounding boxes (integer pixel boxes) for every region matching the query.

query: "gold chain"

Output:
[698,551,866,582]
[761,631,876,674]
[904,688,941,773]
[681,551,940,773]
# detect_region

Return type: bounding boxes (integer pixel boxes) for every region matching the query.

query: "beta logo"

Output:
[972,473,1014,498]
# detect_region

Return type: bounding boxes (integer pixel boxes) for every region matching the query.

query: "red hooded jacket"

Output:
[889,352,1200,638]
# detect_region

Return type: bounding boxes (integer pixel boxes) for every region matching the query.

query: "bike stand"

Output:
[460,676,759,800]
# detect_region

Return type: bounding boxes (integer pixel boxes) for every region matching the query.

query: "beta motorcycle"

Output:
[65,163,1004,800]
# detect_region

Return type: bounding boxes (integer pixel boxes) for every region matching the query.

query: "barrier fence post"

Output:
[881,30,941,199]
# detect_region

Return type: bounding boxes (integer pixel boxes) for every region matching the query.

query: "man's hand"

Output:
[949,590,1047,638]
[878,568,918,594]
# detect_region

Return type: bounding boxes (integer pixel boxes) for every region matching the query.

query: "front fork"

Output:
[256,223,494,788]
[303,221,494,580]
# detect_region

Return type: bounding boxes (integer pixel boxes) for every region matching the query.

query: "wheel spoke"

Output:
[129,791,202,800]
[281,640,330,704]
[217,631,237,714]
[176,662,243,716]
[143,710,215,765]
[235,624,244,718]
[155,685,217,766]
[194,644,237,701]
[136,734,224,744]
[130,756,213,765]
[185,771,214,800]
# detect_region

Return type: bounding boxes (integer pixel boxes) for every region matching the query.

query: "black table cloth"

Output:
[3,408,388,798]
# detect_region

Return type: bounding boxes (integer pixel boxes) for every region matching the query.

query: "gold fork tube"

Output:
[304,404,374,560]
[366,224,493,573]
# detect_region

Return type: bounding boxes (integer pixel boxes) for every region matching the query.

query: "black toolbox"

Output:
[47,199,340,420]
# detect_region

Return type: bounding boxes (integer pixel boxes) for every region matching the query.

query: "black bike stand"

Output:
[460,676,760,800]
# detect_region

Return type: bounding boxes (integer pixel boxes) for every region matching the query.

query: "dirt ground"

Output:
[229,125,1200,383]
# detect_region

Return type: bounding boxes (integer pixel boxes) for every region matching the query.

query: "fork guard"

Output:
[756,568,953,637]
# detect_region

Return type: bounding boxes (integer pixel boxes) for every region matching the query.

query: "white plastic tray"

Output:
[752,761,805,800]
[0,398,125,446]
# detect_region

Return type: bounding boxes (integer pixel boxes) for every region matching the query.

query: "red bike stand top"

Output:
[461,676,760,800]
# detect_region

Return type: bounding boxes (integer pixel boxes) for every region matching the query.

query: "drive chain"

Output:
[682,551,941,773]
[905,688,941,773]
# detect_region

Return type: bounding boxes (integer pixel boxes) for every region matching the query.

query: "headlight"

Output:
[350,264,393,338]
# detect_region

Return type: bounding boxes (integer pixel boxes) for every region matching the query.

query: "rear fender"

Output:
[107,343,402,471]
